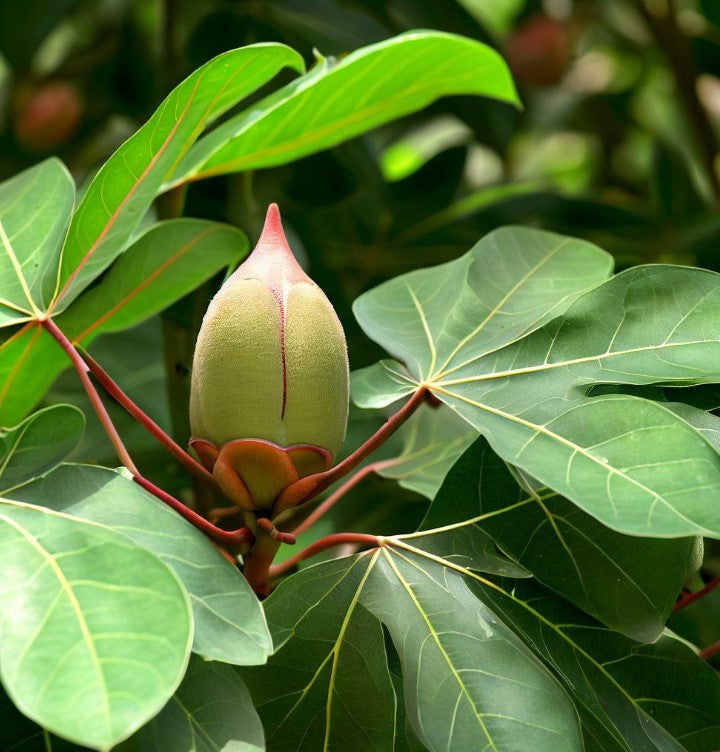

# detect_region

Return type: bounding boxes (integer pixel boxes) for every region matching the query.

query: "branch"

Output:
[269,533,381,579]
[673,575,720,612]
[291,459,398,537]
[275,387,429,513]
[82,349,219,491]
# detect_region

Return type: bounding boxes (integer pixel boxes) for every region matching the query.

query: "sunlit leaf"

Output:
[53,44,302,309]
[170,31,519,183]
[13,464,272,666]
[354,226,720,537]
[0,498,191,750]
[0,405,84,494]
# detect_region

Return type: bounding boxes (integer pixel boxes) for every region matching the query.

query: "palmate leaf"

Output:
[353,226,720,538]
[419,437,698,642]
[0,219,247,426]
[0,405,84,493]
[13,464,272,666]
[246,551,580,752]
[0,498,192,751]
[52,44,302,310]
[168,31,519,184]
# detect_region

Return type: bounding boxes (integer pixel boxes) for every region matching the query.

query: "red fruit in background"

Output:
[13,82,84,152]
[504,14,570,87]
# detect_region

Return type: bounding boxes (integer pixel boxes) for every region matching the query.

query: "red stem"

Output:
[133,475,250,548]
[269,532,380,579]
[275,387,428,513]
[673,576,720,612]
[42,317,251,552]
[699,639,720,661]
[82,349,218,491]
[42,318,138,474]
[291,459,397,537]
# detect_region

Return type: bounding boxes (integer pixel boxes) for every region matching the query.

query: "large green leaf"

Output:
[0,220,246,426]
[419,437,697,642]
[240,554,395,752]
[0,498,192,750]
[13,464,272,666]
[137,656,264,752]
[52,44,302,309]
[169,31,519,183]
[353,227,720,537]
[57,219,248,341]
[0,405,84,493]
[362,548,582,752]
[0,159,75,322]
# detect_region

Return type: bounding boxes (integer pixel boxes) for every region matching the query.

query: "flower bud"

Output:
[189,204,349,509]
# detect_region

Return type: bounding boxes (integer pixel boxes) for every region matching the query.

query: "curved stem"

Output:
[269,533,381,580]
[291,459,398,537]
[673,575,720,612]
[275,387,429,513]
[82,348,219,491]
[42,318,138,474]
[699,638,720,661]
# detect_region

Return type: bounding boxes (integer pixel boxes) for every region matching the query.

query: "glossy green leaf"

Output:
[12,464,272,666]
[171,31,519,182]
[0,498,192,750]
[0,158,74,322]
[57,219,248,343]
[0,405,84,494]
[137,655,264,752]
[53,44,302,309]
[354,227,720,538]
[376,402,477,499]
[240,554,395,752]
[419,437,697,642]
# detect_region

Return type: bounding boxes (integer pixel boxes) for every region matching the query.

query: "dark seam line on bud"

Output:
[271,285,288,419]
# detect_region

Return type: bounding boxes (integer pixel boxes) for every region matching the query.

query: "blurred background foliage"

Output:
[1,0,720,658]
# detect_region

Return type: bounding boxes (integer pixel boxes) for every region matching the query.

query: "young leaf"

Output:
[419,437,697,642]
[0,405,84,493]
[137,656,264,752]
[362,548,582,752]
[240,554,396,752]
[57,219,248,343]
[169,31,520,183]
[12,464,272,666]
[354,227,720,538]
[0,498,192,750]
[52,44,302,309]
[0,158,74,321]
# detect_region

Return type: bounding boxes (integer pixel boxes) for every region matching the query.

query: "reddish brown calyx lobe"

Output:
[190,437,331,512]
